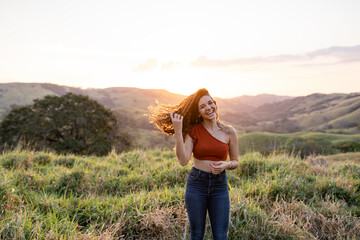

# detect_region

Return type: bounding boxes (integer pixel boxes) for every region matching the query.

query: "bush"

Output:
[0,93,131,156]
[333,141,360,153]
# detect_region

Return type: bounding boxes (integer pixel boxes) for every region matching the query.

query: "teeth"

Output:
[206,110,214,115]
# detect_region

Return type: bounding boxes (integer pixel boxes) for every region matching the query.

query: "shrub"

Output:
[333,141,360,153]
[0,93,131,156]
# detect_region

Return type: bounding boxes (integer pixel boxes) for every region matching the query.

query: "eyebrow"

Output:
[199,100,213,107]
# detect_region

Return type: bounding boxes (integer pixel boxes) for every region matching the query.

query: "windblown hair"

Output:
[147,88,229,139]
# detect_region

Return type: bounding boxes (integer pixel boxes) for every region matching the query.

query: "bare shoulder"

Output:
[221,123,237,136]
[228,126,238,137]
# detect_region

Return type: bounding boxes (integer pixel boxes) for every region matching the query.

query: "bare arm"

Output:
[171,112,193,166]
[211,126,239,174]
[227,126,239,169]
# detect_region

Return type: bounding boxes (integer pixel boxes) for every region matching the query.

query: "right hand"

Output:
[170,111,183,134]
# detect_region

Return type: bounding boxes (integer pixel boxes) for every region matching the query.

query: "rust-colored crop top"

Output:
[188,123,229,161]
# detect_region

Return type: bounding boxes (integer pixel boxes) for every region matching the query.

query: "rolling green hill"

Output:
[238,131,360,157]
[290,94,360,131]
[246,93,360,134]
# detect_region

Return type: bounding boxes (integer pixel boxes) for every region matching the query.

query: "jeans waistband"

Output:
[190,166,226,177]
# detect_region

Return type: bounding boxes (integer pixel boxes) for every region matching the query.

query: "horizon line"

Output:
[1,81,359,99]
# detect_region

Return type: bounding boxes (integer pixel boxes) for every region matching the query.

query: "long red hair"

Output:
[147,88,227,138]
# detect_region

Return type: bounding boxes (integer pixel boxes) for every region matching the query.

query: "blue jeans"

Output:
[185,167,230,240]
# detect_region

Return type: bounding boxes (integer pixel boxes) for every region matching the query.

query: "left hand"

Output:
[210,162,229,175]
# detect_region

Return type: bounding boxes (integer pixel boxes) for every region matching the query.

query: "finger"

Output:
[175,114,183,121]
[172,113,179,121]
[213,165,223,170]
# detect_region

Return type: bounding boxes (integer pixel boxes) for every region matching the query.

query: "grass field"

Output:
[1,149,360,239]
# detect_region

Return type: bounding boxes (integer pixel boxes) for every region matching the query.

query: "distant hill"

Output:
[0,82,290,121]
[0,83,185,120]
[0,82,359,134]
[245,93,360,134]
[215,94,292,126]
[0,82,184,111]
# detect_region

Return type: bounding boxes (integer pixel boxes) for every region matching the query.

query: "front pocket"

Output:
[219,172,227,182]
[188,171,200,180]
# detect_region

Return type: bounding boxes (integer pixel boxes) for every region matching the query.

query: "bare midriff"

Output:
[193,157,224,173]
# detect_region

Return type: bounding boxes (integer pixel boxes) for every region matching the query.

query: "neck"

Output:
[202,119,217,130]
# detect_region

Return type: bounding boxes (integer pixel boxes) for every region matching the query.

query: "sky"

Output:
[0,0,360,98]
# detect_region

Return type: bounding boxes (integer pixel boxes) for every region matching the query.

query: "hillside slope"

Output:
[246,93,360,133]
[1,82,359,134]
[0,82,290,123]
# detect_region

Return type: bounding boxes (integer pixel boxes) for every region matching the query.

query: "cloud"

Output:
[133,59,181,72]
[190,54,309,68]
[160,61,180,71]
[190,45,360,68]
[133,59,158,72]
[307,45,360,63]
[41,45,126,57]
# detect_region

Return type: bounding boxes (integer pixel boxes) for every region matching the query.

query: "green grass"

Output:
[1,150,360,239]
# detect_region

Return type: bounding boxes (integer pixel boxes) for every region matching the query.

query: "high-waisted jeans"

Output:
[185,166,230,240]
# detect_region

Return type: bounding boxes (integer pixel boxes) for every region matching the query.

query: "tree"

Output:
[0,93,131,155]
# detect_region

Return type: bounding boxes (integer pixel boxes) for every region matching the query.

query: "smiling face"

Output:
[198,95,217,121]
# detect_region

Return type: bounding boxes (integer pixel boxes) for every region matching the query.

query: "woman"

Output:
[148,88,238,240]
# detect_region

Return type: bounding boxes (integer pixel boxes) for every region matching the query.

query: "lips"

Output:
[205,109,215,116]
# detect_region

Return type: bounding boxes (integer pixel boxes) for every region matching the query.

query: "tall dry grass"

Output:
[1,149,359,239]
